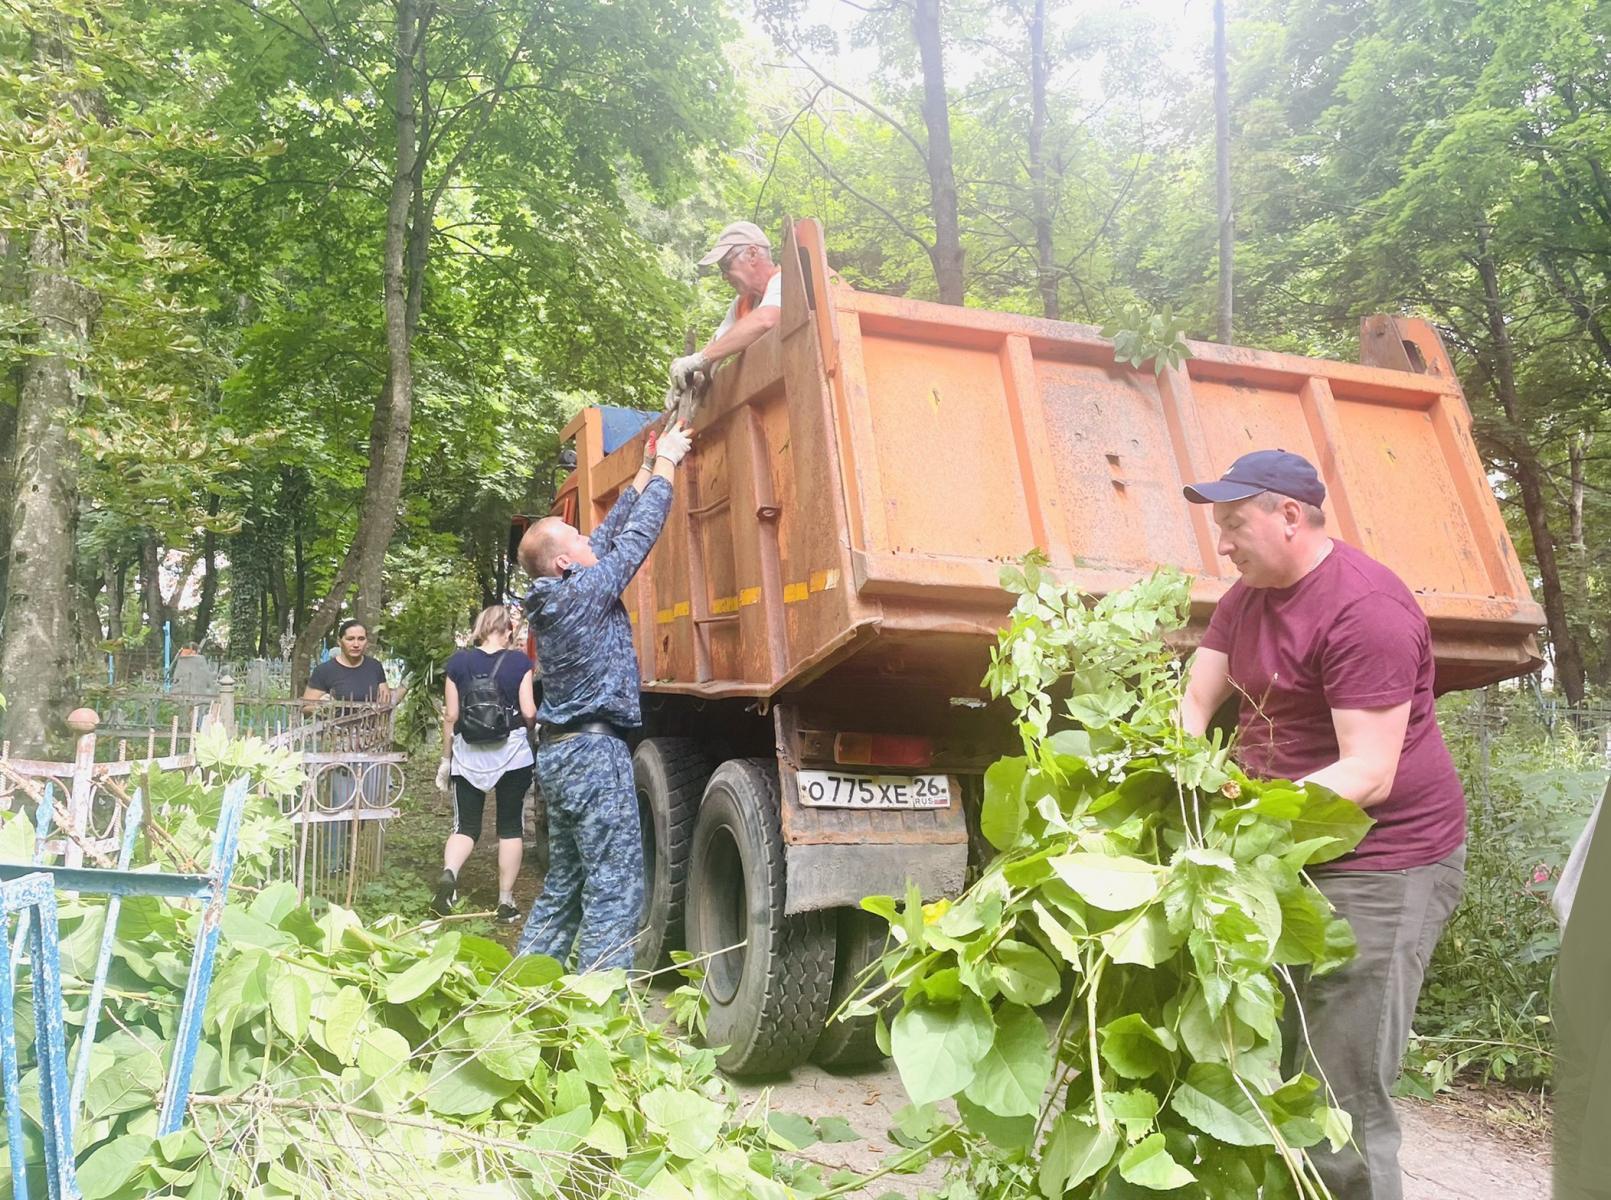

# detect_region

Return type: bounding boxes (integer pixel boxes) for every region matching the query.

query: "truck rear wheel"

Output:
[687,759,834,1075]
[634,738,711,971]
[812,907,893,1069]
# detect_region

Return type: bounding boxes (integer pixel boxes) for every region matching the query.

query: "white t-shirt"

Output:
[713,269,783,338]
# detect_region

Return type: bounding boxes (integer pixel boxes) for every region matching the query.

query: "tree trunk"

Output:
[290,0,428,687]
[1474,235,1586,704]
[1213,0,1233,344]
[0,33,93,753]
[1026,0,1057,320]
[293,523,306,634]
[74,564,103,656]
[0,233,21,625]
[140,535,170,637]
[104,553,126,642]
[193,492,221,644]
[268,551,289,647]
[913,0,965,305]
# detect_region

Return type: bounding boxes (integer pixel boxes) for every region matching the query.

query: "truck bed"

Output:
[553,220,1542,701]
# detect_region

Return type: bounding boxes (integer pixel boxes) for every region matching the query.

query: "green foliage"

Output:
[859,568,1373,1198]
[1400,694,1605,1092]
[0,744,806,1200]
[1099,306,1195,375]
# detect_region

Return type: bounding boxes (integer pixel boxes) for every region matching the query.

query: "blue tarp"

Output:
[598,406,659,456]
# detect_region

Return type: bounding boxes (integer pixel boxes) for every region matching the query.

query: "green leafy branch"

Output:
[845,567,1374,1199]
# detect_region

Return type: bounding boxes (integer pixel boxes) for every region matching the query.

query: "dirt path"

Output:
[730,1057,1551,1198]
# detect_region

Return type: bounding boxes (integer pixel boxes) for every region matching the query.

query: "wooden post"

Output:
[63,709,98,870]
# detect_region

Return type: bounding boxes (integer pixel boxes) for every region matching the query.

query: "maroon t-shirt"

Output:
[1200,540,1466,871]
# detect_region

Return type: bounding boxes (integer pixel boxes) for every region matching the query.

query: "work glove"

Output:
[640,421,662,471]
[435,758,451,793]
[656,421,694,466]
[669,352,708,393]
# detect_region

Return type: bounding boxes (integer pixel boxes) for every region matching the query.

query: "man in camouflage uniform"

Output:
[514,419,693,972]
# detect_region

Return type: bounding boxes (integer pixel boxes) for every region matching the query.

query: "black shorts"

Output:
[451,766,532,842]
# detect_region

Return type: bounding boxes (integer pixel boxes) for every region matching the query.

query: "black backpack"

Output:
[457,650,514,744]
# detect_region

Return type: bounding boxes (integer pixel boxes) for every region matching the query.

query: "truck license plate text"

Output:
[796,770,950,810]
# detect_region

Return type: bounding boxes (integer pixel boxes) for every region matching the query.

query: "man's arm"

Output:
[579,476,675,602]
[589,423,665,554]
[1179,648,1234,736]
[589,484,642,557]
[1301,703,1412,807]
[701,304,780,365]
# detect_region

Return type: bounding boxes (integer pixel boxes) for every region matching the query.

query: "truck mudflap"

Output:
[783,840,968,915]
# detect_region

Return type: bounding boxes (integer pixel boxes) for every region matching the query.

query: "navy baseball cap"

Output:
[1183,449,1326,508]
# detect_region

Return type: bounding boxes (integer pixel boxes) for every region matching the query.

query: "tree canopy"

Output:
[2,0,1606,741]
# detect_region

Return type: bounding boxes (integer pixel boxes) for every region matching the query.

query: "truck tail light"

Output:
[833,733,935,769]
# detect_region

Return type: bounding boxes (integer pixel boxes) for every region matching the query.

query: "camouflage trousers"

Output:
[515,733,643,972]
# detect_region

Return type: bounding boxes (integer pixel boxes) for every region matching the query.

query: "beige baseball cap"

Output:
[698,220,771,267]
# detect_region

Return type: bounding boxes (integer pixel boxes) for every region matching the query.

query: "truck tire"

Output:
[634,738,712,971]
[812,907,893,1069]
[687,759,834,1075]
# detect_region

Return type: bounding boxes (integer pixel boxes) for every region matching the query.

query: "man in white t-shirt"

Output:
[669,221,783,390]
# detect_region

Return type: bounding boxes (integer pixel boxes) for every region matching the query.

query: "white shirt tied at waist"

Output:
[450,727,534,792]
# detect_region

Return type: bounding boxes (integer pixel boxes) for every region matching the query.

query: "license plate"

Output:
[796,770,950,810]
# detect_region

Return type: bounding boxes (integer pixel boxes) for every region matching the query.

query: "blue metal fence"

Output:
[0,775,249,1197]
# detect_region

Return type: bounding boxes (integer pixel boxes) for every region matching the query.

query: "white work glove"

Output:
[640,425,661,471]
[655,421,694,466]
[669,352,708,392]
[434,758,451,792]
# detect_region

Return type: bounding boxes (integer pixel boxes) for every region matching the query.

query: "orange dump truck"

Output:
[548,219,1542,1074]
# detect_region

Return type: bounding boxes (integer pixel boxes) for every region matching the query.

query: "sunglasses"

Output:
[719,245,753,279]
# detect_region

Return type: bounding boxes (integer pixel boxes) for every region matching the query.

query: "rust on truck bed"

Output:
[554,219,1543,702]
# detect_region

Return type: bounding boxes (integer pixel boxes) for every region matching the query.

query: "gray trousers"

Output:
[1282,846,1465,1200]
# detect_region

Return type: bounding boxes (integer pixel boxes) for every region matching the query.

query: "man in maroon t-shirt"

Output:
[1179,449,1465,1200]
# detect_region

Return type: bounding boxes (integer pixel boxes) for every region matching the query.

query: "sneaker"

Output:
[431,870,457,916]
[495,903,521,924]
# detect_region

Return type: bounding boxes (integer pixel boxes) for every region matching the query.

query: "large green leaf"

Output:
[357,1026,413,1082]
[465,1013,543,1082]
[891,995,995,1105]
[1168,1062,1274,1146]
[1050,853,1161,911]
[963,1003,1053,1118]
[1117,1133,1196,1190]
[317,985,366,1065]
[384,933,461,1004]
[425,1050,519,1116]
[993,939,1062,1006]
[268,970,311,1042]
[640,1085,726,1159]
[982,757,1030,851]
[1102,908,1182,967]
[84,1054,162,1120]
[1039,1114,1118,1197]
[1287,791,1373,863]
[76,1132,154,1200]
[1097,1014,1177,1080]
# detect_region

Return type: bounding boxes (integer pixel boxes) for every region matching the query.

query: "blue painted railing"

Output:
[0,774,250,1198]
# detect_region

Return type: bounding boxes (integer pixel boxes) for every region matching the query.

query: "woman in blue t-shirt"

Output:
[432,605,537,921]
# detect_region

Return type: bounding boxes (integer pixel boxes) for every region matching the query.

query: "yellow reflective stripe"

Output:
[809,569,841,593]
[739,587,762,607]
[783,582,809,603]
[711,595,740,615]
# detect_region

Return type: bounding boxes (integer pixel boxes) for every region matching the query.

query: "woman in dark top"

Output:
[302,619,390,704]
[299,618,393,872]
[433,604,537,921]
